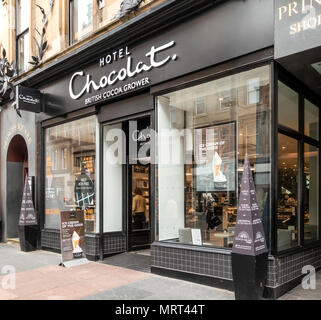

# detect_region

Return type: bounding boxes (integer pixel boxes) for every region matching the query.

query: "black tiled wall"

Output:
[151,242,321,289]
[41,229,100,257]
[103,233,126,255]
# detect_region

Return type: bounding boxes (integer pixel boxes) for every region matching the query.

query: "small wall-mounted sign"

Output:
[16,85,43,113]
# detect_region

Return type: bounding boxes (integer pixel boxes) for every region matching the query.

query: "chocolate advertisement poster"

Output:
[60,210,85,262]
[19,176,37,226]
[232,154,268,256]
[195,122,236,192]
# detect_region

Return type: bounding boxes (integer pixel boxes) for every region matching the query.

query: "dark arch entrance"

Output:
[6,134,28,239]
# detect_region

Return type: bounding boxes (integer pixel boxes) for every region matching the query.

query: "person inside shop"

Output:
[204,197,222,232]
[132,188,147,230]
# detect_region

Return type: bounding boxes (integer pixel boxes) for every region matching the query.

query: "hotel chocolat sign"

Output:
[69,41,178,106]
[16,85,42,113]
[19,176,37,226]
[275,0,321,59]
[232,155,267,256]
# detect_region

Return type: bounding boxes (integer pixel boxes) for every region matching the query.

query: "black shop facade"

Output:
[15,0,321,299]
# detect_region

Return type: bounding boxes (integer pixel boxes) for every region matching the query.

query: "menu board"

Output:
[232,154,268,256]
[195,122,236,192]
[60,210,85,262]
[19,177,37,226]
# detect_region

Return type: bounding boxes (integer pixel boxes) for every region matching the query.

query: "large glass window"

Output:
[277,134,299,251]
[278,81,299,131]
[70,0,93,44]
[103,123,124,233]
[304,144,319,243]
[305,99,319,141]
[156,65,271,248]
[277,78,320,251]
[45,116,97,233]
[16,0,30,73]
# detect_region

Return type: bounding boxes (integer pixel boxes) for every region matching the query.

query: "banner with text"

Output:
[60,210,85,262]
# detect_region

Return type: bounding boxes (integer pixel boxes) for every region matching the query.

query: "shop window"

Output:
[16,0,30,73]
[278,81,299,132]
[103,123,124,233]
[247,77,260,105]
[45,115,98,233]
[277,133,299,251]
[305,99,319,141]
[70,0,93,44]
[304,144,319,243]
[277,75,320,252]
[156,65,271,249]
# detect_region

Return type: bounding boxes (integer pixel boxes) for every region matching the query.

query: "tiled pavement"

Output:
[0,243,234,300]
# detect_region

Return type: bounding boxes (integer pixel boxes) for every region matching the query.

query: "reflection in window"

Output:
[304,144,319,243]
[277,133,298,251]
[278,81,299,131]
[156,65,271,249]
[45,116,97,233]
[71,0,93,43]
[305,99,319,141]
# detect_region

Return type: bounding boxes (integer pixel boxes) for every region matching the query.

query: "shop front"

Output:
[12,0,320,298]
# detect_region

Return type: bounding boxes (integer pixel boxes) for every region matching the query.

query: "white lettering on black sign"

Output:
[69,41,177,103]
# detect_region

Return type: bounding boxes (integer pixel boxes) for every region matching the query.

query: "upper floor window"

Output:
[70,0,93,44]
[16,0,30,73]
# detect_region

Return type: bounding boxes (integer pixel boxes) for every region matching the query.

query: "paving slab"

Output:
[0,243,238,300]
[0,243,60,273]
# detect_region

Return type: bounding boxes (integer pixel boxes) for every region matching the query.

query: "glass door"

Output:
[127,116,151,250]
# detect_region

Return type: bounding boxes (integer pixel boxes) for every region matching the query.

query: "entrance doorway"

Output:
[103,115,151,252]
[6,134,28,239]
[125,116,151,251]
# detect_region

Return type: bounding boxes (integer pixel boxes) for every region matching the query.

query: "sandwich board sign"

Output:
[19,176,37,226]
[59,210,88,267]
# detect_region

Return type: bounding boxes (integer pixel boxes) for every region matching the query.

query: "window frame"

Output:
[69,0,94,46]
[41,111,98,234]
[154,61,273,251]
[274,64,321,255]
[15,0,30,74]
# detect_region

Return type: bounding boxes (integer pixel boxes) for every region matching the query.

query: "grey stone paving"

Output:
[0,242,60,273]
[82,276,235,300]
[2,242,319,300]
[279,271,321,300]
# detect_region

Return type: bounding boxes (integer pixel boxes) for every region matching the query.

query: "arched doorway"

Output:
[6,134,28,239]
